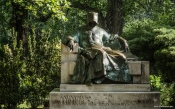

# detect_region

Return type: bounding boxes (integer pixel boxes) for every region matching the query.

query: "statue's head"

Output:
[87,12,98,28]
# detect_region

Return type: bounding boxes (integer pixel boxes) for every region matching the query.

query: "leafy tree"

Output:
[1,0,69,54]
[123,19,158,62]
[123,18,175,107]
[0,0,66,108]
[123,19,175,82]
[20,28,61,108]
[124,0,175,26]
[0,30,24,109]
[154,27,175,82]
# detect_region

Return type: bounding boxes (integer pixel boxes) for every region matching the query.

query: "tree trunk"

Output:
[11,2,28,55]
[106,0,124,36]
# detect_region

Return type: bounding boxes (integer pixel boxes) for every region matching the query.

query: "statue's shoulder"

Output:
[93,26,107,34]
[94,26,104,31]
[76,25,87,32]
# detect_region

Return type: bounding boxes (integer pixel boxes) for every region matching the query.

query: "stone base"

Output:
[50,88,160,109]
[60,84,151,92]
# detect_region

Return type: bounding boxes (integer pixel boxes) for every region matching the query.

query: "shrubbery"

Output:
[123,19,157,61]
[0,28,61,108]
[150,75,175,106]
[123,19,175,106]
[0,38,24,109]
[154,28,175,83]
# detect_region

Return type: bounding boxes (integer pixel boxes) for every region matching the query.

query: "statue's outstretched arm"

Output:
[103,31,129,52]
[118,37,129,52]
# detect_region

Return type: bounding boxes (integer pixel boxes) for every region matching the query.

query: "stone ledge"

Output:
[61,53,78,62]
[60,61,150,84]
[50,88,160,109]
[60,84,151,92]
[128,61,141,75]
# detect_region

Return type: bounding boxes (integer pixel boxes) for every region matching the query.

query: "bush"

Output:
[123,19,158,61]
[20,29,61,108]
[150,75,175,106]
[123,19,175,82]
[0,28,61,108]
[0,33,24,109]
[124,19,175,106]
[154,27,175,82]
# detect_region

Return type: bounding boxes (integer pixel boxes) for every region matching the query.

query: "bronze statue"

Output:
[63,12,132,85]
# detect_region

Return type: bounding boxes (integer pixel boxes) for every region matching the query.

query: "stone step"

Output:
[50,88,160,109]
[60,84,151,92]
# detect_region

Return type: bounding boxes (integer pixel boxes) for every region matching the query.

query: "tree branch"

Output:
[39,12,54,22]
[71,1,98,12]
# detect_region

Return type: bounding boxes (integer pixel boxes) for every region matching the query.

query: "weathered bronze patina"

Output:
[63,12,132,84]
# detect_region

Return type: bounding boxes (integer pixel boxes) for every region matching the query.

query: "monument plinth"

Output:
[50,89,160,109]
[49,44,160,109]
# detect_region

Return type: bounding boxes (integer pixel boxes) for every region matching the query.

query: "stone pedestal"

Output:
[50,88,160,109]
[60,84,151,92]
[50,84,160,109]
[49,44,160,109]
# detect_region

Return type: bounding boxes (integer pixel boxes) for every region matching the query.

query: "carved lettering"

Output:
[58,95,155,106]
[60,95,89,105]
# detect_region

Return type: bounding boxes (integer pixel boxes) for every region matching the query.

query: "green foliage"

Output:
[124,18,175,106]
[150,75,175,106]
[124,0,175,26]
[123,19,157,61]
[123,18,175,82]
[63,9,86,36]
[0,1,12,45]
[154,27,175,82]
[20,29,61,108]
[1,0,63,108]
[150,75,162,90]
[10,0,70,20]
[0,29,61,108]
[154,28,175,48]
[69,0,107,12]
[0,32,24,109]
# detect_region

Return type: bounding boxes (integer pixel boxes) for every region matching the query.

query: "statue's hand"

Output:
[102,47,111,51]
[124,44,129,52]
[67,39,75,51]
[118,37,129,52]
[122,38,129,52]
